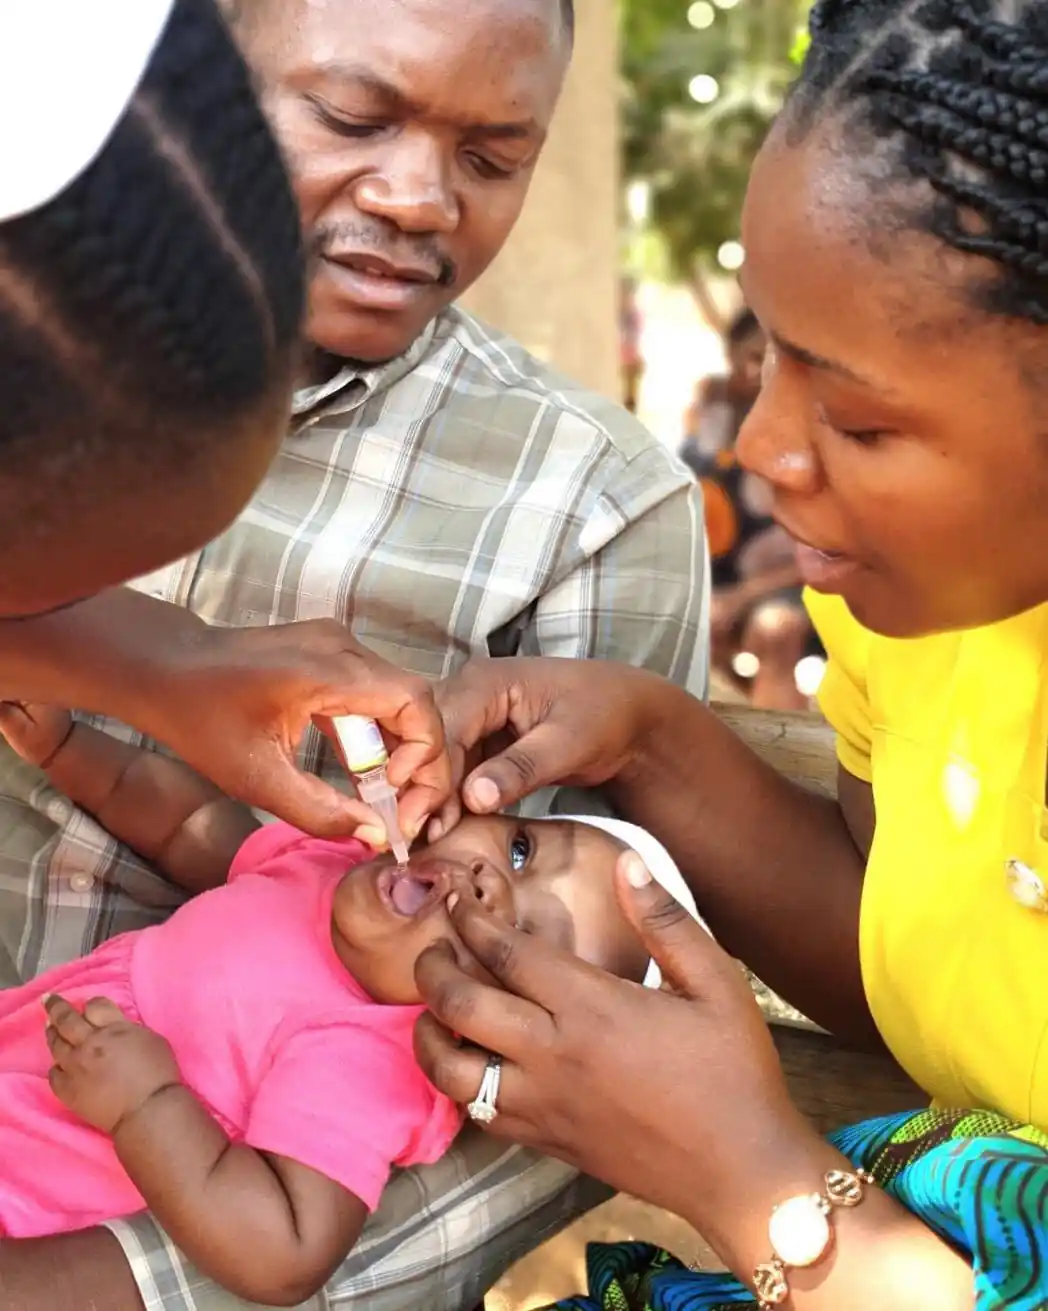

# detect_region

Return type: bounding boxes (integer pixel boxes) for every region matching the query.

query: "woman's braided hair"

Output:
[788,0,1048,324]
[0,0,304,470]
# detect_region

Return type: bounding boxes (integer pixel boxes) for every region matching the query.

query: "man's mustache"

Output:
[308,223,456,289]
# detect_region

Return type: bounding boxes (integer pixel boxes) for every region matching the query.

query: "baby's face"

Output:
[331,815,649,1005]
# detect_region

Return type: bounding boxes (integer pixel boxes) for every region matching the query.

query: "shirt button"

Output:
[68,873,95,894]
[1005,859,1048,912]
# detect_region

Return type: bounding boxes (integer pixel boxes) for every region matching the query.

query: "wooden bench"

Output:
[713,703,922,1131]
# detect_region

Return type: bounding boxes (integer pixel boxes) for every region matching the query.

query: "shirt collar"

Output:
[292,315,439,419]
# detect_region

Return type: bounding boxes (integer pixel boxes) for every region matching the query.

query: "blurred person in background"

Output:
[681,309,817,708]
[619,276,644,413]
[680,307,764,462]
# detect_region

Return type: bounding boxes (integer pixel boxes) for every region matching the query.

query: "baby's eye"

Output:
[509,831,532,871]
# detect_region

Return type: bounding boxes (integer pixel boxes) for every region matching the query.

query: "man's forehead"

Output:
[264,0,566,136]
[263,0,565,50]
[266,0,568,82]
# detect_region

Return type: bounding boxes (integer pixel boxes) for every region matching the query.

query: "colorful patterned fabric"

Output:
[0,304,707,1310]
[548,1108,1048,1311]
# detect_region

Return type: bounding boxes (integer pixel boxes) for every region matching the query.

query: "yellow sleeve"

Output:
[804,589,874,783]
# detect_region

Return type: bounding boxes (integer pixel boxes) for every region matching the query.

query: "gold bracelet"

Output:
[753,1167,875,1308]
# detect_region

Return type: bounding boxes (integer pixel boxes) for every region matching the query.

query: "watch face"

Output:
[0,0,175,220]
[768,1194,831,1268]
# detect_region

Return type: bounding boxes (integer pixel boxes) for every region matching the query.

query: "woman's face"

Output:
[737,127,1048,639]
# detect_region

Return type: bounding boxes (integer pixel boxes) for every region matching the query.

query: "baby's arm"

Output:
[117,1091,364,1304]
[0,703,258,893]
[46,997,365,1306]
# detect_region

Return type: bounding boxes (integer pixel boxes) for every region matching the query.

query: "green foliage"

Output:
[621,0,812,279]
[790,25,811,63]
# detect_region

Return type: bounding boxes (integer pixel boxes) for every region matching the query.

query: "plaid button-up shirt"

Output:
[0,306,707,1309]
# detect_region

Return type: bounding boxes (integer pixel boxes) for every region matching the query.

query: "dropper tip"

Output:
[355,777,411,867]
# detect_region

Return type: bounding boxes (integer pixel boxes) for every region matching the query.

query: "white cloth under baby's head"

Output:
[549,815,710,988]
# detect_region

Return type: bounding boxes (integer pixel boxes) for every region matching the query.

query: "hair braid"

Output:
[0,0,303,460]
[790,0,1048,323]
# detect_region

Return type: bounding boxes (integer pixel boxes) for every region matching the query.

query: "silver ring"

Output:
[467,1056,502,1125]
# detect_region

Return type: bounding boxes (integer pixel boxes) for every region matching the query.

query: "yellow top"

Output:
[806,590,1048,1129]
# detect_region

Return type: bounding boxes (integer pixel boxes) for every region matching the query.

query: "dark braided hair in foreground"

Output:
[787,0,1048,325]
[0,0,304,479]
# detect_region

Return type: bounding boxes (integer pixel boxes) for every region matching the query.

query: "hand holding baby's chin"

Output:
[43,995,181,1135]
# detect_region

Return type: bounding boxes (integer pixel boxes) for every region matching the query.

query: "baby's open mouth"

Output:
[377,865,446,918]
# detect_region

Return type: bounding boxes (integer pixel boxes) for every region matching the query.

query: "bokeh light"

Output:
[688,74,720,104]
[687,2,716,29]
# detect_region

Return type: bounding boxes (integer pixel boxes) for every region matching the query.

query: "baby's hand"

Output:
[0,702,74,768]
[44,995,181,1135]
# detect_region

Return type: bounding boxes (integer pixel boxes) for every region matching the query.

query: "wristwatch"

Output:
[754,1168,875,1307]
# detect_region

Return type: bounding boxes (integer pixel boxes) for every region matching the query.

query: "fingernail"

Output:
[41,992,55,1007]
[428,819,444,842]
[623,853,652,888]
[446,892,460,913]
[470,777,500,810]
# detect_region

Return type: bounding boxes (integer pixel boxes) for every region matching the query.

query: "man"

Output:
[0,1,707,1308]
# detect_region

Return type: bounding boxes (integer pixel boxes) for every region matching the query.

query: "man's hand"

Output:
[0,701,74,768]
[141,620,452,842]
[44,996,181,1135]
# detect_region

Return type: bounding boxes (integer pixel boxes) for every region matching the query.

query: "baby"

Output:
[0,702,698,1306]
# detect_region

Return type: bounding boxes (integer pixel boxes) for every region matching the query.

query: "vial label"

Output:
[333,715,388,773]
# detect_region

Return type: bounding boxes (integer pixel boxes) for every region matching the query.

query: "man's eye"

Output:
[324,118,384,139]
[467,154,514,180]
[308,98,385,138]
[509,832,531,871]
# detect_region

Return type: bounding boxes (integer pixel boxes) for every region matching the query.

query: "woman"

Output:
[0,0,449,840]
[416,2,1048,1306]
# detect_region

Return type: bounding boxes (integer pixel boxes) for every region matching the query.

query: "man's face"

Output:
[246,0,569,364]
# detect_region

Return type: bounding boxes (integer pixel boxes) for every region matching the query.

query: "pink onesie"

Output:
[0,822,461,1238]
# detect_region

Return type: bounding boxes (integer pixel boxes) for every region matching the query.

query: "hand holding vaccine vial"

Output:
[330,715,411,865]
